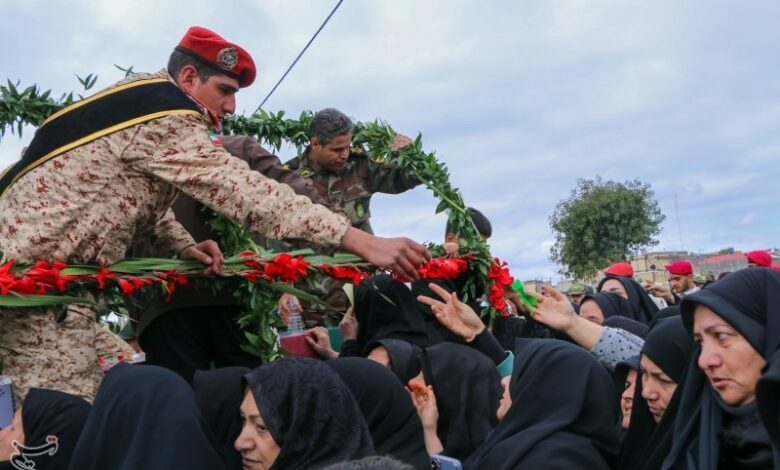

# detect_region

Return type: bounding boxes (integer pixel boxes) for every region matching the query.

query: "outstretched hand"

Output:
[341,227,430,281]
[529,285,578,332]
[417,283,484,342]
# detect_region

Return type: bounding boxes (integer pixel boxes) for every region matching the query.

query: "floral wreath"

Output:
[0,104,530,361]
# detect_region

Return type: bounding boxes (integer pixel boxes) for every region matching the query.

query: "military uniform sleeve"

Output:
[221,135,329,206]
[366,157,422,195]
[123,115,350,247]
[149,207,197,256]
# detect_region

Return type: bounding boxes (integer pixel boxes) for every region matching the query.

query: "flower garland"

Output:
[1,81,528,359]
[0,252,489,308]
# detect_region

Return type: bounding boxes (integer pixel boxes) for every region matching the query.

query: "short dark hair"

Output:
[309,108,353,146]
[446,207,492,238]
[321,456,414,470]
[167,50,221,83]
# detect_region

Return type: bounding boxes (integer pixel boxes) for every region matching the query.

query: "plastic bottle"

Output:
[286,296,304,334]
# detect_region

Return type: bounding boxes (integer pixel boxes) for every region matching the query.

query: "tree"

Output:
[549,177,665,279]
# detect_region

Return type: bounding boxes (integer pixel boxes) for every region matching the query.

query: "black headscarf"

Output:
[1,389,90,470]
[354,275,432,355]
[68,363,225,470]
[662,268,780,469]
[327,358,430,470]
[581,292,642,323]
[603,316,650,339]
[615,354,641,429]
[193,367,250,470]
[597,276,659,324]
[465,339,621,470]
[418,342,502,460]
[651,305,681,325]
[410,278,474,344]
[619,316,694,470]
[244,357,374,470]
[373,338,422,384]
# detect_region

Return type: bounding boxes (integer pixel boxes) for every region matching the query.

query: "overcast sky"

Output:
[2,0,778,281]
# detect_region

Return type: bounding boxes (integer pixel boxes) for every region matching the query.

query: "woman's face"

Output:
[235,390,281,470]
[693,305,766,406]
[579,300,605,325]
[600,279,629,299]
[496,376,512,421]
[620,369,637,429]
[640,355,677,423]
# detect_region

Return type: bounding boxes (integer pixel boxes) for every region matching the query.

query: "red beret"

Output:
[746,250,772,267]
[175,26,256,88]
[665,260,693,276]
[604,262,634,277]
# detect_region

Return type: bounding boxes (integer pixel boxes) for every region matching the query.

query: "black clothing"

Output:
[418,342,502,460]
[3,389,91,470]
[244,357,374,469]
[603,316,650,339]
[141,306,261,384]
[327,358,430,470]
[374,338,423,385]
[193,367,250,470]
[597,276,659,324]
[352,275,432,355]
[465,339,621,470]
[618,316,693,470]
[68,363,225,470]
[758,350,780,454]
[663,268,780,469]
[582,292,642,323]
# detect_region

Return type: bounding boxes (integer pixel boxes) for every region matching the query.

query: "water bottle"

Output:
[286,296,304,334]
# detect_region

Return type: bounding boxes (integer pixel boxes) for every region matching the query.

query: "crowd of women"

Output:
[1,267,778,469]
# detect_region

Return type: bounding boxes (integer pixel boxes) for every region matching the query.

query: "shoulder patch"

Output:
[299,167,313,177]
[350,145,364,155]
[207,131,223,146]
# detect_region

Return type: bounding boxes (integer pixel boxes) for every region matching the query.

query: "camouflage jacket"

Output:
[284,146,421,234]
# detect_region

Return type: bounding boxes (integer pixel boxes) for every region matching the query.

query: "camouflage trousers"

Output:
[0,305,134,406]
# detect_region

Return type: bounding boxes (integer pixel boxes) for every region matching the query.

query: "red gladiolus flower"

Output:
[92,267,117,289]
[417,256,469,279]
[117,279,136,296]
[487,258,514,315]
[263,254,310,283]
[24,260,76,292]
[160,270,189,301]
[320,265,370,285]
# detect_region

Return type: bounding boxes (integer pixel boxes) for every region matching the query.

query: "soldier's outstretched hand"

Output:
[341,227,430,281]
[391,134,413,152]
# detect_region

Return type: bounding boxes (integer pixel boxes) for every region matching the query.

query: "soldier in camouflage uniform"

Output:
[0,28,428,404]
[282,108,422,325]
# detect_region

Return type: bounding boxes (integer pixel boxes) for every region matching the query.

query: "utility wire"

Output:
[253,0,345,114]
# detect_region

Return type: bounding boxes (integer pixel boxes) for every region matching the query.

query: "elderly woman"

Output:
[662,268,780,469]
[237,357,374,470]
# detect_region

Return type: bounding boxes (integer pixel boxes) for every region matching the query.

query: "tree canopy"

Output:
[549,177,665,279]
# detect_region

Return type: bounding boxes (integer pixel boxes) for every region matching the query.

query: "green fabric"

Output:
[512,280,538,309]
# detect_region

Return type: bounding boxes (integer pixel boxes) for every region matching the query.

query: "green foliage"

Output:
[549,177,665,279]
[0,80,73,139]
[224,111,494,310]
[2,71,498,358]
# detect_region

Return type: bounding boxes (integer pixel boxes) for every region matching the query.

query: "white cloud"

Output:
[2,0,780,280]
